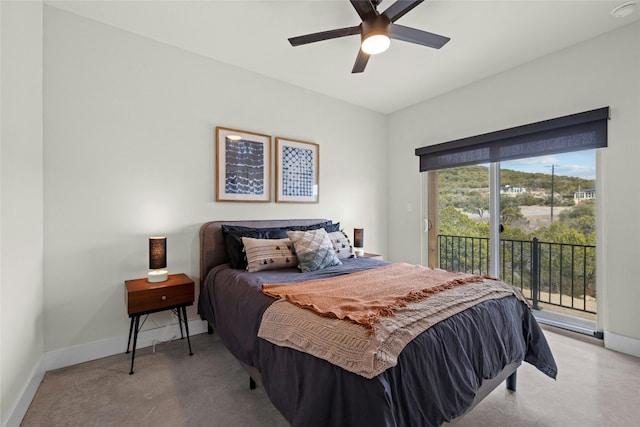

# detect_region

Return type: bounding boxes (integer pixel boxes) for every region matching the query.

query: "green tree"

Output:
[559,200,595,237]
[439,206,489,237]
[536,222,588,245]
[439,206,490,274]
[501,206,528,229]
[460,191,489,216]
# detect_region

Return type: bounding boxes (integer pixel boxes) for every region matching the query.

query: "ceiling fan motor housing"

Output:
[361,14,391,42]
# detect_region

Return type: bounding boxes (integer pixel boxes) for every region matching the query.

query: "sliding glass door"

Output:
[417,108,606,325]
[424,150,597,320]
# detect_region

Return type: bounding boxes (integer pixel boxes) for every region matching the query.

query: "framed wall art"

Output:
[216,127,271,202]
[275,137,319,203]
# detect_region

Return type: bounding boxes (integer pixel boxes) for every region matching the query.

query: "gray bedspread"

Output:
[198,257,557,427]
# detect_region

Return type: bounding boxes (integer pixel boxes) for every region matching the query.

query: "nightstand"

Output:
[125,273,194,374]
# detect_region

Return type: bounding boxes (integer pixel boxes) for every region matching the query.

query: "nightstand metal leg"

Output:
[126,316,135,354]
[176,308,185,339]
[182,306,193,356]
[129,315,140,375]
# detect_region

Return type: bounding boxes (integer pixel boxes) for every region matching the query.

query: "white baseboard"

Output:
[3,319,207,427]
[3,359,46,427]
[604,331,640,358]
[45,318,207,371]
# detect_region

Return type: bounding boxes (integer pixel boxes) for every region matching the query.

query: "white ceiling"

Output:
[46,0,639,114]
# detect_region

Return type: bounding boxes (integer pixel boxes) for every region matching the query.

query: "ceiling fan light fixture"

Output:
[361,15,391,55]
[362,34,390,54]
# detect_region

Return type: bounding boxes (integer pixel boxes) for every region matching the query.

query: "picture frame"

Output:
[216,127,271,202]
[275,137,319,203]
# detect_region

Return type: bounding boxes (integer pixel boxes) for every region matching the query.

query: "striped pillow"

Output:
[241,237,298,272]
[328,231,355,259]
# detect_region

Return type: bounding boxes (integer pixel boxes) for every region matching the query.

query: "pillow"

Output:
[287,228,342,273]
[282,221,341,233]
[241,237,298,272]
[221,225,287,269]
[325,222,341,232]
[328,231,355,259]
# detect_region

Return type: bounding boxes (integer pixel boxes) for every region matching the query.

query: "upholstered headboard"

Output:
[198,219,329,285]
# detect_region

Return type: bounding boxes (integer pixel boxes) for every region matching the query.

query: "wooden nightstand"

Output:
[125,273,194,374]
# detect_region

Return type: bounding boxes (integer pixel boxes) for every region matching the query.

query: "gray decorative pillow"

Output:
[328,231,355,259]
[287,228,342,272]
[241,237,298,272]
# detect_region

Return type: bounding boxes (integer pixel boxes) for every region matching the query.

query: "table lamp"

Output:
[354,228,364,257]
[148,237,168,282]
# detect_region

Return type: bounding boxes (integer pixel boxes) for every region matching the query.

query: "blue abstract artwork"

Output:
[281,146,314,197]
[225,138,264,195]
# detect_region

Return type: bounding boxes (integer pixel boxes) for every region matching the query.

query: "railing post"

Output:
[531,237,540,310]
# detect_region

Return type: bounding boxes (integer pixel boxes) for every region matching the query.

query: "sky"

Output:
[501,149,596,180]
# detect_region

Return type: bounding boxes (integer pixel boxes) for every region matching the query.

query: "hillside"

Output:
[439,165,595,197]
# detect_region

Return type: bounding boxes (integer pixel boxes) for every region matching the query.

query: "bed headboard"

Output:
[199,219,329,284]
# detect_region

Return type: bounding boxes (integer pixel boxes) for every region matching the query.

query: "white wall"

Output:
[387,22,640,354]
[1,1,45,425]
[3,4,638,425]
[42,7,387,353]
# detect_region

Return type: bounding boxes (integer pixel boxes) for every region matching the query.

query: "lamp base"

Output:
[354,248,365,257]
[148,270,169,283]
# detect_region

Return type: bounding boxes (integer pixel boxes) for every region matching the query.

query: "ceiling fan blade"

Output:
[350,0,379,21]
[383,0,424,22]
[389,23,450,49]
[352,50,370,73]
[289,26,361,46]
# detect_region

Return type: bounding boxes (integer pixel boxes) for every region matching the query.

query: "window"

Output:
[417,108,606,323]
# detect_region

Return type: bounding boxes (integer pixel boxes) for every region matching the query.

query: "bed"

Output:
[197,219,557,427]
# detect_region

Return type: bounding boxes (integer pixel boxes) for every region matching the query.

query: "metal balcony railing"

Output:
[438,235,596,314]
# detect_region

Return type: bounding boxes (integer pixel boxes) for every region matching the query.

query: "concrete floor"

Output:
[21,327,640,426]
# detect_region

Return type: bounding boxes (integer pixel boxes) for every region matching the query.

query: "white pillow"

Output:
[287,228,342,273]
[328,231,355,259]
[241,237,298,272]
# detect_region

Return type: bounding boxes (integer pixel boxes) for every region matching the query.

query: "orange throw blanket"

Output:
[262,262,496,330]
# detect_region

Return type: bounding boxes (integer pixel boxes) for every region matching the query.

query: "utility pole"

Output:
[550,164,555,223]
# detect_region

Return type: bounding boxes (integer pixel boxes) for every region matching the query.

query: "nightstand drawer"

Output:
[125,274,194,316]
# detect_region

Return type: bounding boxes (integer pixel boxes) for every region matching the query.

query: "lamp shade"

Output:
[353,228,364,248]
[149,237,167,270]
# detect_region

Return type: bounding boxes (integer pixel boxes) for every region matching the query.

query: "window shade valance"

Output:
[415,107,609,172]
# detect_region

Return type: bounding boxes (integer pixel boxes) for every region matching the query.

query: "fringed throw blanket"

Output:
[262,263,494,331]
[259,263,527,378]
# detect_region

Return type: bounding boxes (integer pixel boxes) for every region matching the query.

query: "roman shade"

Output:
[415,107,609,172]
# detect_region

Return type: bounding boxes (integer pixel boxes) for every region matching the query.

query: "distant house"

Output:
[574,188,596,204]
[501,185,527,195]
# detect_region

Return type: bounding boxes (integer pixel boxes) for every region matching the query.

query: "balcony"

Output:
[438,234,599,336]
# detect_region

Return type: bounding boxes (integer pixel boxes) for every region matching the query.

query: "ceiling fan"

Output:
[288,0,450,73]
